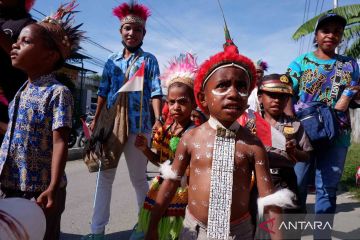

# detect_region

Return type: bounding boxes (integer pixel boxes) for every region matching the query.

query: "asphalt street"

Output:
[60,158,360,240]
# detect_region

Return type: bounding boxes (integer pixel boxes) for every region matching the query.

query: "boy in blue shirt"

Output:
[0,2,83,239]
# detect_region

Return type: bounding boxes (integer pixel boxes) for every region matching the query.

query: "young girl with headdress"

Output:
[132,53,198,240]
[0,1,83,239]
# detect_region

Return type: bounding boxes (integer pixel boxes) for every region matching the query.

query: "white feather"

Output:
[257,188,296,218]
[159,160,179,180]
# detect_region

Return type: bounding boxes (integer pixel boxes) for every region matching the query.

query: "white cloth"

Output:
[90,133,150,234]
[247,87,260,112]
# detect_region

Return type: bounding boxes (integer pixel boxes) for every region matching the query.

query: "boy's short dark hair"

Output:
[168,82,196,104]
[35,24,65,70]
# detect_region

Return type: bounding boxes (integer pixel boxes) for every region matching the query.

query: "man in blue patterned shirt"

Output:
[0,2,83,239]
[83,2,163,239]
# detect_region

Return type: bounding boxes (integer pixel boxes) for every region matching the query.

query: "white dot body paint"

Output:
[178,154,184,161]
[262,176,270,182]
[201,200,209,207]
[207,168,211,174]
[236,151,246,159]
[193,142,201,149]
[194,168,201,176]
[191,185,198,191]
[191,200,197,206]
[255,160,265,165]
[183,141,187,147]
[206,152,212,159]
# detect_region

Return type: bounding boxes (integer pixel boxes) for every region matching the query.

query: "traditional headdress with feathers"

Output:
[25,0,35,12]
[113,0,151,27]
[37,0,84,60]
[161,53,198,89]
[256,59,269,71]
[194,1,256,113]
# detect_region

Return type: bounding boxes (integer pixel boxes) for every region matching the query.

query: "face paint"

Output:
[211,88,249,97]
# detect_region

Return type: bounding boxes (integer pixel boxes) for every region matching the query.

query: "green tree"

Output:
[292,4,360,59]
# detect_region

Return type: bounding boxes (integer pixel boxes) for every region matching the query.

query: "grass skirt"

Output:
[134,176,188,240]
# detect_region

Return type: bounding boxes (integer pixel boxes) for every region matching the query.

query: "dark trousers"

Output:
[0,186,66,240]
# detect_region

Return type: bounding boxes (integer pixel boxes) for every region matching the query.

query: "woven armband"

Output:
[159,160,182,181]
[257,188,296,218]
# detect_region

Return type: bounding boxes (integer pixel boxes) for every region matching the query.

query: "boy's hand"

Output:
[89,119,96,132]
[36,188,56,211]
[145,228,158,240]
[152,120,162,136]
[285,139,297,163]
[135,134,148,151]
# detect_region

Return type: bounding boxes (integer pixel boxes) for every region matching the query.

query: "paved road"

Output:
[60,159,360,240]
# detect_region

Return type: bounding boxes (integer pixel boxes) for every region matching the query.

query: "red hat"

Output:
[113,1,151,27]
[194,45,257,113]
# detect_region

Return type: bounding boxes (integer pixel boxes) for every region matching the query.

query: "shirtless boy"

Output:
[145,41,294,240]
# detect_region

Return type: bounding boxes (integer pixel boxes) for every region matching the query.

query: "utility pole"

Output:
[334,0,339,53]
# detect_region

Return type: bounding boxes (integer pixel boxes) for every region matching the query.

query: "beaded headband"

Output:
[113,0,151,27]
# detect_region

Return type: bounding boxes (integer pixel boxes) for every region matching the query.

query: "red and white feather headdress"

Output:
[161,53,198,89]
[37,0,84,60]
[113,0,150,27]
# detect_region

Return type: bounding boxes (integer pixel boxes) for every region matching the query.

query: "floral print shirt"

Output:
[0,74,73,192]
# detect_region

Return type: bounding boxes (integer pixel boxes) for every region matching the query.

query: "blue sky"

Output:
[31,0,358,75]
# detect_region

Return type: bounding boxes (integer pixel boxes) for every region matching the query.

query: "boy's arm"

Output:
[253,143,283,240]
[286,141,311,163]
[37,127,70,210]
[286,123,313,163]
[145,133,192,240]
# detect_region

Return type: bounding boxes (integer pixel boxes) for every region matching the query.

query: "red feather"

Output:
[113,2,150,21]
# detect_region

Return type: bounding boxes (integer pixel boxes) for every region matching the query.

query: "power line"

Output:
[307,0,320,52]
[32,8,114,54]
[299,0,309,55]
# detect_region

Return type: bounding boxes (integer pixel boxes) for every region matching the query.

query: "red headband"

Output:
[194,47,257,113]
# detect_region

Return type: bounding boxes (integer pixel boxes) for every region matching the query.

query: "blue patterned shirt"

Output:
[98,48,162,134]
[0,74,73,192]
[287,52,359,147]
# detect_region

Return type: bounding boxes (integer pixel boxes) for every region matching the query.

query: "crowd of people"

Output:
[0,0,359,240]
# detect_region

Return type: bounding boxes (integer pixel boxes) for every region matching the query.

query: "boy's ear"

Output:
[46,50,61,67]
[197,91,208,109]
